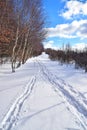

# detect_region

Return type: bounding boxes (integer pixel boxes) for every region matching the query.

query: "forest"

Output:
[45,45,87,72]
[0,0,46,72]
[0,0,87,73]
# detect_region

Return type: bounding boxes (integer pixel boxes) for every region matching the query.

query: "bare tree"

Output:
[21,0,46,64]
[11,0,27,72]
[0,0,47,71]
[0,0,16,64]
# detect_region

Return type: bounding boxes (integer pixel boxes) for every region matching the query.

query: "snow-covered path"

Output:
[0,53,87,130]
[37,60,87,129]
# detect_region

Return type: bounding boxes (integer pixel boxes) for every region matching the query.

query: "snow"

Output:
[0,52,87,130]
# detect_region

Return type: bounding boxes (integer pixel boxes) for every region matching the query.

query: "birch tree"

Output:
[21,0,46,64]
[0,0,47,72]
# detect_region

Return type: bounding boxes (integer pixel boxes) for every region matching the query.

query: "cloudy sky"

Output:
[43,0,87,50]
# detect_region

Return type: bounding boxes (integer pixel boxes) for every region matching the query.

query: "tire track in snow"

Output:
[37,61,87,130]
[0,76,36,130]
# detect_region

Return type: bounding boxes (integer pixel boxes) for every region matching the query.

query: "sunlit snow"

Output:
[0,53,87,130]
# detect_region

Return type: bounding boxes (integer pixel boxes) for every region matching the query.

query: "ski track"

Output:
[37,60,87,130]
[1,58,87,130]
[0,76,36,130]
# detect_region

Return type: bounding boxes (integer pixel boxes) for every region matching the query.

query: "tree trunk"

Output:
[11,25,19,72]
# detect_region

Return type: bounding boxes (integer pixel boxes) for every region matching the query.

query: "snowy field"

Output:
[0,53,87,130]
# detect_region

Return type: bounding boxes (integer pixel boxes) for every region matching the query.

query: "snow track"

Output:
[1,53,87,130]
[37,60,87,130]
[0,76,36,130]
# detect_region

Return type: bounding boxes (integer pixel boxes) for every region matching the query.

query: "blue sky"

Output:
[43,0,87,50]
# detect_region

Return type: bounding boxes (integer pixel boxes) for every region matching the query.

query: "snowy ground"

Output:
[0,53,87,130]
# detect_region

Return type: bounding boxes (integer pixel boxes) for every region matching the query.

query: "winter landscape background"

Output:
[1,0,87,130]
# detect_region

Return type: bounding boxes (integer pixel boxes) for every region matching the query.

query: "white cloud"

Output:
[46,20,87,39]
[44,40,87,51]
[61,0,87,19]
[44,41,87,51]
[72,43,87,50]
[76,22,87,39]
[44,41,59,50]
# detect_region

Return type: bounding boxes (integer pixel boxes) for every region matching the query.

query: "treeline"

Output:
[0,0,46,72]
[45,47,87,72]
